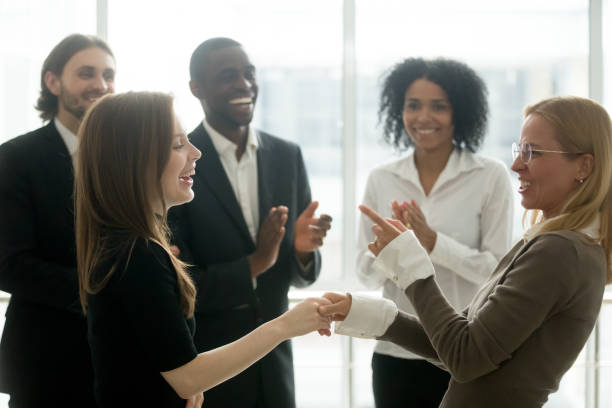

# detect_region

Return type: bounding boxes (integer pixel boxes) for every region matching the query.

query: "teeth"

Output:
[520,180,531,189]
[179,171,195,178]
[229,97,252,104]
[416,129,435,134]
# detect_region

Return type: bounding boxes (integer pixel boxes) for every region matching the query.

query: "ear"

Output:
[576,153,594,182]
[189,80,201,99]
[44,71,62,96]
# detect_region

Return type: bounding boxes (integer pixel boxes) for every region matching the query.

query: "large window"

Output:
[0,1,610,407]
[0,0,96,142]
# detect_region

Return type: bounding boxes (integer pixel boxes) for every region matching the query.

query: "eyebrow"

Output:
[406,98,449,103]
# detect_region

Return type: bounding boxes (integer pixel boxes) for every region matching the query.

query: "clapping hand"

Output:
[294,201,333,253]
[391,200,437,253]
[248,206,288,278]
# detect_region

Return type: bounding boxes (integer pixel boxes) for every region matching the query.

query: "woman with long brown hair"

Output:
[75,91,331,407]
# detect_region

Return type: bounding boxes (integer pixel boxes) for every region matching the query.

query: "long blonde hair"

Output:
[75,91,196,316]
[523,96,612,283]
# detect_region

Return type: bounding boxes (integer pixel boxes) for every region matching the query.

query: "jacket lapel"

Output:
[191,124,253,244]
[256,131,275,223]
[42,121,75,202]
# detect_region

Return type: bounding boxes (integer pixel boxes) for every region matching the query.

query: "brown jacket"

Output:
[380,230,606,407]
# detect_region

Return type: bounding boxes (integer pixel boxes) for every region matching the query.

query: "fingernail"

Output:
[402,201,408,208]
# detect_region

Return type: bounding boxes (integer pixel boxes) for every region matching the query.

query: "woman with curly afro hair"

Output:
[356,58,515,408]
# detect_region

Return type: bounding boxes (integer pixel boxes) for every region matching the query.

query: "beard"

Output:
[58,83,95,120]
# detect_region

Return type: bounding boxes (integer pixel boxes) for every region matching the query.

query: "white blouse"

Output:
[357,148,514,359]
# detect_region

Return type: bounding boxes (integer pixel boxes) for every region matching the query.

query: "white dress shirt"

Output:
[204,118,259,242]
[357,148,514,359]
[54,117,78,155]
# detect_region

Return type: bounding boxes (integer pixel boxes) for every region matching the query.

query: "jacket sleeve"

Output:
[400,234,581,383]
[0,140,81,314]
[168,206,256,314]
[429,162,514,285]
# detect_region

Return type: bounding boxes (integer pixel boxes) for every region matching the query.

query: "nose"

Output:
[190,143,202,162]
[235,75,253,91]
[510,152,525,173]
[92,74,111,93]
[416,106,431,122]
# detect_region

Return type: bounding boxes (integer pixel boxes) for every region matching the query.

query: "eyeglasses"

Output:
[511,142,582,164]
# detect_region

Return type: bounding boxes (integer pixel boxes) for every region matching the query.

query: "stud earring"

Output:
[578,178,584,184]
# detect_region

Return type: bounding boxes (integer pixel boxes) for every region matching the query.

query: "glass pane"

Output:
[599,300,612,406]
[0,0,96,144]
[352,338,376,408]
[293,331,344,408]
[354,0,590,406]
[108,0,344,285]
[355,0,588,244]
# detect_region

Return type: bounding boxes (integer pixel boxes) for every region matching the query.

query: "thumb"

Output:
[300,201,319,219]
[318,302,346,317]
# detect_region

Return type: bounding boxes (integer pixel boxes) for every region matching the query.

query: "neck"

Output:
[56,109,81,135]
[413,144,454,175]
[206,116,249,160]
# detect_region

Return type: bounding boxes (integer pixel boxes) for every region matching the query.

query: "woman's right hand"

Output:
[279,297,332,338]
[318,292,352,321]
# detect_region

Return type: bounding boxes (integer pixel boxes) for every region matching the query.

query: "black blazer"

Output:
[169,124,321,408]
[0,122,96,405]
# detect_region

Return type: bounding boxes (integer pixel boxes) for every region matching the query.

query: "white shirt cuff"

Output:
[372,230,435,290]
[335,294,398,339]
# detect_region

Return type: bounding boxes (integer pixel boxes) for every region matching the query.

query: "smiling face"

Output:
[160,115,202,210]
[511,114,584,219]
[191,45,257,132]
[46,46,115,130]
[402,78,454,154]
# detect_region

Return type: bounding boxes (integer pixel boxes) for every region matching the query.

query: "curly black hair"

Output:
[378,58,488,152]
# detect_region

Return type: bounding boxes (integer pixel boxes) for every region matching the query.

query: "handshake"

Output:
[276,293,353,339]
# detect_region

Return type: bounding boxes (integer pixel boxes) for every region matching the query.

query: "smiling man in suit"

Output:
[169,37,332,408]
[0,34,116,407]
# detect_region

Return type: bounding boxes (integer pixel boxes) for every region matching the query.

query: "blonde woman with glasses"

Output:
[321,96,612,407]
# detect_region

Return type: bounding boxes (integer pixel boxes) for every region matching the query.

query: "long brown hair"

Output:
[523,96,612,283]
[75,91,196,316]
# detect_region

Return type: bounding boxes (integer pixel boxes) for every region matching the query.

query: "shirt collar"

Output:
[523,212,602,243]
[385,147,485,182]
[54,117,78,155]
[203,117,258,159]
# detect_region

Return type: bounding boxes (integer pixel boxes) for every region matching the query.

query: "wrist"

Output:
[294,249,313,265]
[248,253,265,278]
[426,231,437,253]
[266,315,290,342]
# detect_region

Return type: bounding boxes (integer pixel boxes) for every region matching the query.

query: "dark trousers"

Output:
[372,352,450,408]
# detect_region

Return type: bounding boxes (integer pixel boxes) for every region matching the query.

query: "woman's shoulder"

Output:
[524,231,606,284]
[113,238,176,288]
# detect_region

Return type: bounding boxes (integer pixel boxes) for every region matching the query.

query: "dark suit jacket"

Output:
[0,122,96,405]
[169,124,321,408]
